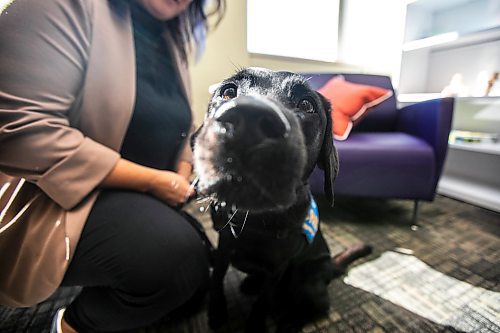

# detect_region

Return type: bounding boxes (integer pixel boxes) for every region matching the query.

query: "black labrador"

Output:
[192,68,371,333]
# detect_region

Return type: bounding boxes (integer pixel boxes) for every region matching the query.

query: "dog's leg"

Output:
[208,230,233,330]
[245,277,273,333]
[275,321,301,333]
[273,263,306,333]
[245,263,289,333]
[274,231,346,333]
[274,257,332,333]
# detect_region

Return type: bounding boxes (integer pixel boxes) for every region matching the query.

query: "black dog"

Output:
[192,68,370,333]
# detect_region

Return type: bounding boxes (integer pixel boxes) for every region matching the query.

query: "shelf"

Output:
[407,0,474,12]
[402,27,500,53]
[403,32,459,52]
[449,142,500,156]
[438,175,500,213]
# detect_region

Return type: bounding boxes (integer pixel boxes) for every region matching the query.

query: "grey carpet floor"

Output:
[1,194,498,332]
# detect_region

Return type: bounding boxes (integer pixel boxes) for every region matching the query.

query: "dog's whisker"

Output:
[194,192,217,203]
[229,224,237,238]
[203,201,211,214]
[198,201,211,214]
[243,210,249,223]
[230,60,244,73]
[240,210,249,234]
[229,210,249,239]
[196,195,213,204]
[216,208,238,232]
[195,196,211,203]
[227,209,238,223]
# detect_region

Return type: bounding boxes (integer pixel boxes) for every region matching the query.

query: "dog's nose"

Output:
[214,96,290,140]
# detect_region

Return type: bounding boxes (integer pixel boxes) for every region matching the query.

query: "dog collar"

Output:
[302,194,319,244]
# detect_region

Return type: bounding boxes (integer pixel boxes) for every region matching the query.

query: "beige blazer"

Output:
[0,0,193,307]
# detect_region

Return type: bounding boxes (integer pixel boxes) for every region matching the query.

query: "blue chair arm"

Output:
[397,97,454,178]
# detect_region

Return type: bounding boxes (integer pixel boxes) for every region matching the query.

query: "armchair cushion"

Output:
[310,132,436,200]
[318,75,393,140]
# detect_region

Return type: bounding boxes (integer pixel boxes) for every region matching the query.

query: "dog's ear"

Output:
[317,93,339,207]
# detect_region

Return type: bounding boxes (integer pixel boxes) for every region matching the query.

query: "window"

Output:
[247,0,340,62]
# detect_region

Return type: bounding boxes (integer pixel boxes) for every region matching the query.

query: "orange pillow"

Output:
[318,75,393,141]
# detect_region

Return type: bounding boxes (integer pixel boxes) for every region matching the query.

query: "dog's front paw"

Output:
[208,294,228,329]
[276,321,301,333]
[244,318,268,333]
[244,302,269,333]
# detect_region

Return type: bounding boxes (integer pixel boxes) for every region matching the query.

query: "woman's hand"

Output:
[146,169,194,206]
[101,158,194,206]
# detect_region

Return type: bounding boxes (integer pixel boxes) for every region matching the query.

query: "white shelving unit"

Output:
[398,0,500,212]
[398,0,500,96]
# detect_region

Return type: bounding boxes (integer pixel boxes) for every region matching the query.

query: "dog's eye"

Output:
[221,84,238,100]
[297,99,315,113]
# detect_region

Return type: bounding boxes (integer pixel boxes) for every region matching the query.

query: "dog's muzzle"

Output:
[194,95,306,211]
[214,95,291,143]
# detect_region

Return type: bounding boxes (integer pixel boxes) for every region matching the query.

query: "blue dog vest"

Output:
[302,195,319,244]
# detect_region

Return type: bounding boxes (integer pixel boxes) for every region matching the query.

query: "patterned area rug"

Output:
[0,194,498,332]
[344,251,499,332]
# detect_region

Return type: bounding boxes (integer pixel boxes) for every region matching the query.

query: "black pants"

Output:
[61,190,210,332]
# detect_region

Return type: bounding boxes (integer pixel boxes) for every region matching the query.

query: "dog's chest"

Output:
[212,207,310,274]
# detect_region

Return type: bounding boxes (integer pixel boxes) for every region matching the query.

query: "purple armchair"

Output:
[305,73,454,222]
